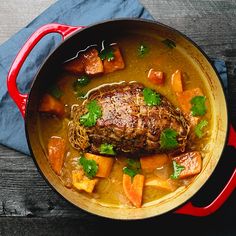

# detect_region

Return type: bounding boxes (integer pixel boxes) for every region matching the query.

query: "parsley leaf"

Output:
[195,120,208,138]
[79,156,98,179]
[138,43,149,57]
[100,143,116,155]
[143,88,161,106]
[191,96,207,116]
[170,161,185,179]
[123,159,141,178]
[161,38,176,49]
[80,100,102,127]
[99,46,115,61]
[160,128,179,150]
[49,85,63,99]
[73,75,90,90]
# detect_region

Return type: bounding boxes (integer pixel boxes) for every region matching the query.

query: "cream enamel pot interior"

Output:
[7,19,235,220]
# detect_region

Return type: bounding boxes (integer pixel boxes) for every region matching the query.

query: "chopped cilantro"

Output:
[143,88,161,106]
[170,161,185,179]
[100,143,116,155]
[80,100,102,127]
[138,43,149,57]
[191,96,207,116]
[76,92,86,100]
[123,158,141,179]
[49,85,63,99]
[160,128,179,150]
[73,75,90,90]
[79,156,98,179]
[195,120,208,138]
[161,38,176,49]
[99,46,115,61]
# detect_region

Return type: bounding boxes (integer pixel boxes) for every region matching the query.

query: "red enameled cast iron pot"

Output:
[7,19,236,220]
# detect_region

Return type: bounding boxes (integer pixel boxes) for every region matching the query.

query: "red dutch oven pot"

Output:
[6,19,236,219]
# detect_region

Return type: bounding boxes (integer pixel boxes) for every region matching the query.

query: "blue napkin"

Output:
[0,0,227,155]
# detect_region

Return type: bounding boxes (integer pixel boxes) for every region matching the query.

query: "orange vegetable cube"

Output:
[147,69,165,85]
[123,174,145,208]
[171,69,183,93]
[172,151,202,179]
[72,169,98,193]
[38,94,65,117]
[83,48,104,75]
[47,136,66,176]
[140,153,169,172]
[103,45,125,73]
[176,87,203,114]
[85,153,114,178]
[63,55,85,74]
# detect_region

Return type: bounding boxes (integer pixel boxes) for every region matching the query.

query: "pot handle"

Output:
[7,23,84,117]
[175,123,236,216]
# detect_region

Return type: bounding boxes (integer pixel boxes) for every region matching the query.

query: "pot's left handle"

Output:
[7,23,84,117]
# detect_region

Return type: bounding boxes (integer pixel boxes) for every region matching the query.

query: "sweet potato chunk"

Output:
[103,45,125,73]
[63,56,85,74]
[84,153,114,178]
[72,169,98,193]
[48,136,66,176]
[83,48,104,75]
[172,151,202,179]
[38,94,65,117]
[123,174,145,208]
[176,87,203,114]
[145,176,177,192]
[171,69,183,93]
[147,69,165,85]
[140,153,169,172]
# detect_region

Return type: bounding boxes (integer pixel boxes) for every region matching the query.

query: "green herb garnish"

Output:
[99,46,115,61]
[73,75,90,90]
[160,128,179,150]
[138,43,149,57]
[143,87,161,106]
[191,96,207,116]
[80,100,102,127]
[170,161,185,179]
[100,143,116,155]
[123,159,141,178]
[79,156,98,179]
[49,85,63,99]
[161,38,176,49]
[195,120,208,138]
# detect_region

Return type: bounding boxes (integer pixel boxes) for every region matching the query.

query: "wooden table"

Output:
[0,0,235,235]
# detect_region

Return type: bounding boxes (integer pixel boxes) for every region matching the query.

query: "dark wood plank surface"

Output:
[0,0,235,235]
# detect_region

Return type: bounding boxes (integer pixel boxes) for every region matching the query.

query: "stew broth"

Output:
[37,32,212,207]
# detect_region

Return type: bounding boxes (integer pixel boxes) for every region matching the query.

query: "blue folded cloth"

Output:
[0,0,227,155]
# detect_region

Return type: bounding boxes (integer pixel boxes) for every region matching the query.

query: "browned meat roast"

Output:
[68,82,190,155]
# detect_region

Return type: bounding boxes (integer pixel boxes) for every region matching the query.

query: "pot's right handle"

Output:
[175,124,236,216]
[7,23,84,118]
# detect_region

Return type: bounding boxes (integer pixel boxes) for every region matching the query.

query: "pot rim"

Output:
[24,18,229,219]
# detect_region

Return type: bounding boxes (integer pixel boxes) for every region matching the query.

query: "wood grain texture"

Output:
[0,0,235,234]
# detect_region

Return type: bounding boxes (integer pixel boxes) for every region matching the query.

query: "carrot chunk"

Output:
[171,69,183,93]
[140,153,169,172]
[38,94,65,117]
[147,69,165,85]
[63,55,85,74]
[85,153,114,178]
[103,45,125,73]
[47,136,66,176]
[145,176,177,192]
[72,169,98,193]
[176,87,203,114]
[123,174,145,208]
[83,48,104,75]
[172,151,202,179]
